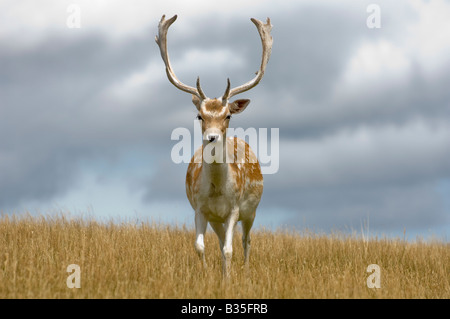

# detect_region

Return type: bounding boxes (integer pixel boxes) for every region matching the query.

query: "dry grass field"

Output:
[0,213,448,299]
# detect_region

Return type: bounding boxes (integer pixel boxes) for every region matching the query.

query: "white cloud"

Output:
[340,39,411,88]
[333,0,450,100]
[0,0,278,44]
[405,0,450,74]
[173,48,245,80]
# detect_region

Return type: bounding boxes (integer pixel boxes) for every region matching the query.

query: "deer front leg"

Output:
[209,221,225,252]
[241,217,254,266]
[222,207,239,277]
[195,210,208,268]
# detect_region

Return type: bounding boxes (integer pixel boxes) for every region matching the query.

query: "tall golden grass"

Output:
[0,213,448,298]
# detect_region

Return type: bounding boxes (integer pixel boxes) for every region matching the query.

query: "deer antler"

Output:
[222,18,273,101]
[155,15,207,100]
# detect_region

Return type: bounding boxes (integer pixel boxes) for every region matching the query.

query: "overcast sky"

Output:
[1,0,449,240]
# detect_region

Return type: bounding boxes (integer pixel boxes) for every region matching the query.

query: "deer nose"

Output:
[207,133,220,143]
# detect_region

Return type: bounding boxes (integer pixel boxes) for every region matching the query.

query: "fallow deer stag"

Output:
[155,14,273,277]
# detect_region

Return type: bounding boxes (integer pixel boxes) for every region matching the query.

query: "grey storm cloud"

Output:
[266,182,447,233]
[0,30,167,207]
[1,1,449,237]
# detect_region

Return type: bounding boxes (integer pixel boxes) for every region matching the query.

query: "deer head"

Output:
[155,15,273,145]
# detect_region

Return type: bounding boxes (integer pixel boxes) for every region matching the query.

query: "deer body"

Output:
[186,136,263,224]
[155,15,272,276]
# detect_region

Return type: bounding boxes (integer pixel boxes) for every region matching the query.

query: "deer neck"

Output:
[201,140,229,191]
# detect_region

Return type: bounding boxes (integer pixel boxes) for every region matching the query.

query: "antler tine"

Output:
[155,14,206,100]
[221,78,231,105]
[196,77,207,100]
[228,17,273,99]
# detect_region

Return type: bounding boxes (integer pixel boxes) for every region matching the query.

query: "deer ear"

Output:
[229,99,250,114]
[192,95,201,110]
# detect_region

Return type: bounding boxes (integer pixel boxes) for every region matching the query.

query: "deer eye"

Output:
[226,115,232,120]
[196,115,203,121]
